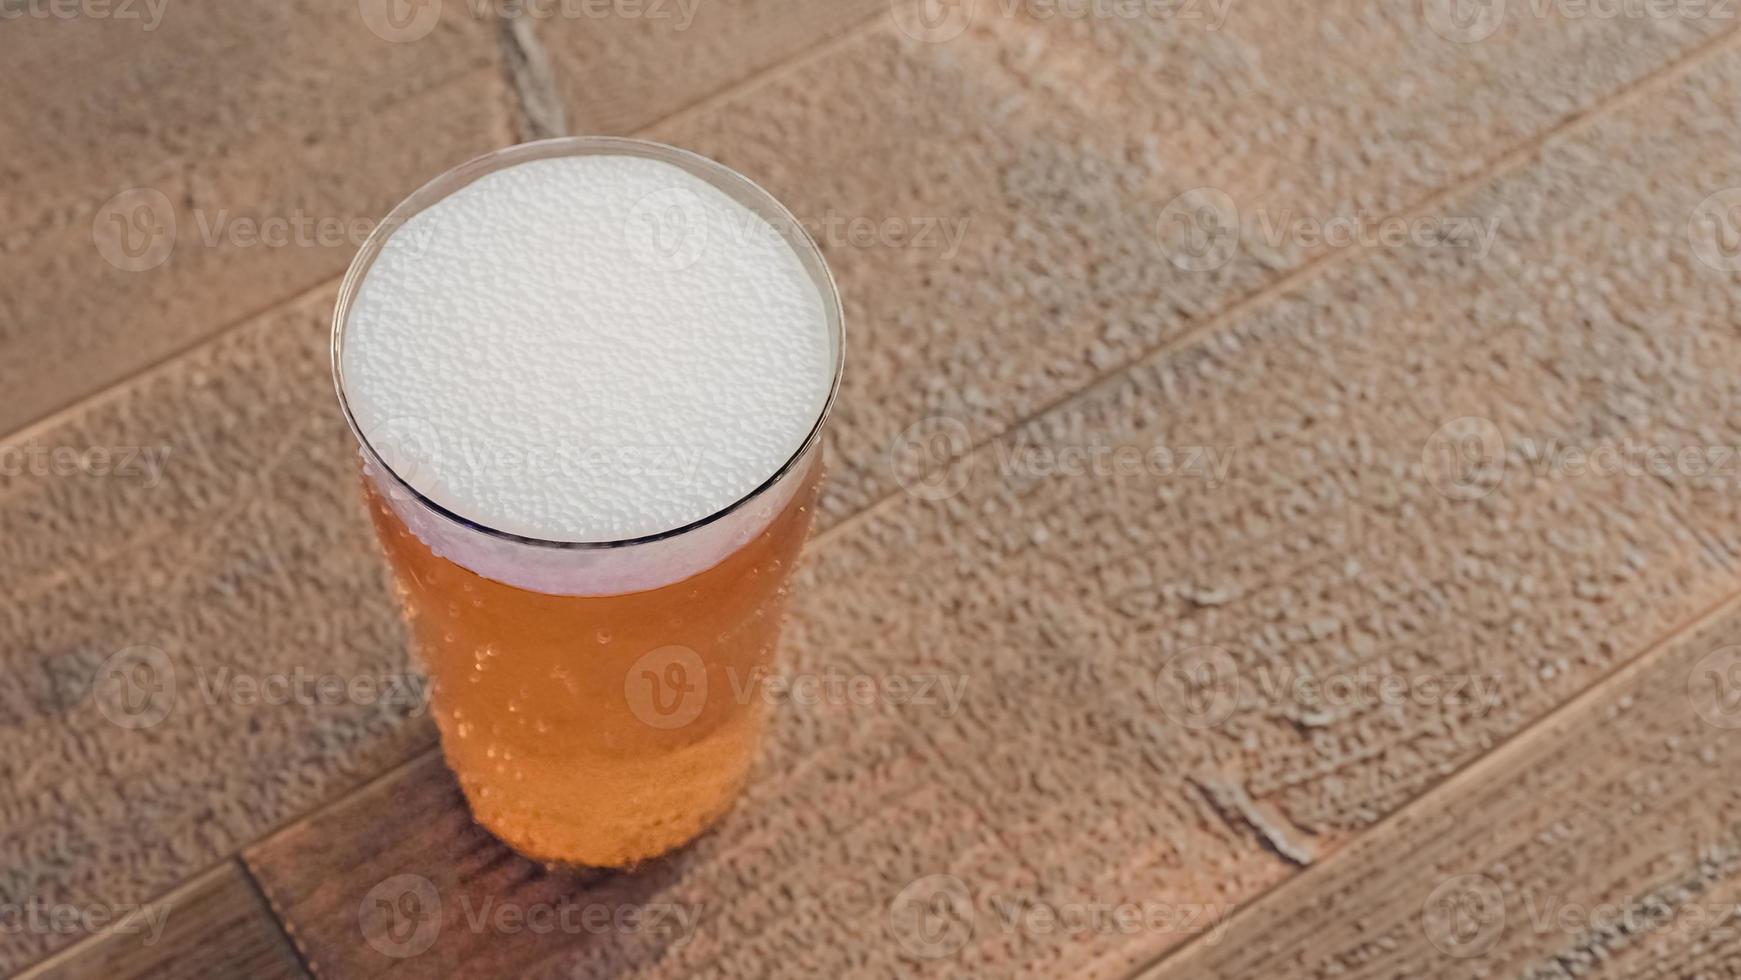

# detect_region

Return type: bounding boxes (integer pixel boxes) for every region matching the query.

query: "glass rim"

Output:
[330,136,846,552]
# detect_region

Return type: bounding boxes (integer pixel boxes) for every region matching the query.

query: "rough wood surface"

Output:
[8,2,1741,977]
[242,28,1741,980]
[533,0,887,132]
[635,2,1737,526]
[0,0,511,436]
[12,862,308,980]
[0,288,438,975]
[1134,590,1741,980]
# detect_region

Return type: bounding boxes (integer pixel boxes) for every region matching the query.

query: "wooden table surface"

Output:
[7,1,1741,977]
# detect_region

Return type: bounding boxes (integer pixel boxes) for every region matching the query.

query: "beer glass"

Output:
[330,138,844,867]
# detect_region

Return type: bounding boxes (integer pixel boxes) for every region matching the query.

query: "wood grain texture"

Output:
[5,8,1716,964]
[635,4,1739,527]
[1134,589,1741,980]
[241,33,1741,980]
[0,287,438,975]
[9,4,1741,977]
[0,0,512,436]
[12,862,308,980]
[531,0,886,133]
[1118,35,1741,977]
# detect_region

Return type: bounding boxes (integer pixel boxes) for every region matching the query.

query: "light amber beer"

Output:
[332,138,843,866]
[362,461,820,866]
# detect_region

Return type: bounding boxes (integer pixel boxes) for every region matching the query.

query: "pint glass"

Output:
[331,138,844,867]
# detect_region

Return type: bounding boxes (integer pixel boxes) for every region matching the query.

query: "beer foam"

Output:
[341,152,834,544]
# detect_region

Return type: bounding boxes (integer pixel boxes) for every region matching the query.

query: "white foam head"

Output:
[334,139,842,595]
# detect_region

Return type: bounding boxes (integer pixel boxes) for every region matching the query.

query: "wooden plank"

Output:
[12,862,308,980]
[634,5,1740,525]
[1132,590,1741,980]
[529,0,887,133]
[0,6,1704,958]
[0,0,512,436]
[0,285,439,975]
[240,37,1741,980]
[6,6,1736,975]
